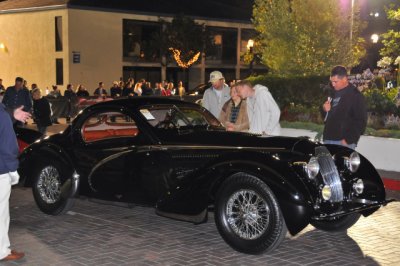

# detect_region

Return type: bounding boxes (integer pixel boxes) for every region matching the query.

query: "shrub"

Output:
[247,75,329,109]
[364,88,399,117]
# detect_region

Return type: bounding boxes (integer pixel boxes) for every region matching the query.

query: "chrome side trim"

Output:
[140,145,285,152]
[88,149,134,192]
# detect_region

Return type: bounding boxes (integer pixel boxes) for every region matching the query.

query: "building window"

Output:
[55,16,63,51]
[56,59,63,85]
[123,19,161,62]
[206,27,237,64]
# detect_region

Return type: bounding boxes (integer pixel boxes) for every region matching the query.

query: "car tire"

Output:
[32,159,75,215]
[311,213,361,232]
[214,173,287,254]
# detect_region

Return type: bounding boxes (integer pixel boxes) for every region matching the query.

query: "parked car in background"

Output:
[15,127,42,154]
[187,82,211,96]
[18,97,394,254]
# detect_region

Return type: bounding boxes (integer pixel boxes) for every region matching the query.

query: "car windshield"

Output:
[140,105,222,130]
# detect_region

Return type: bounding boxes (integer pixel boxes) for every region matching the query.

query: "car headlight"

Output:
[353,179,364,195]
[305,156,319,179]
[321,185,332,201]
[345,151,361,173]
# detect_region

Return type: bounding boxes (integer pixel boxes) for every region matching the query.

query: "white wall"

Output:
[0,9,68,91]
[67,9,123,94]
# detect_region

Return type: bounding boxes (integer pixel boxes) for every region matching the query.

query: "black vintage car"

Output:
[18,97,393,254]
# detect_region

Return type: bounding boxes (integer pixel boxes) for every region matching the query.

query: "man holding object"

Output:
[322,66,367,150]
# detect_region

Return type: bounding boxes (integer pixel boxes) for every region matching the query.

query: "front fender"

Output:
[157,152,313,235]
[211,160,313,235]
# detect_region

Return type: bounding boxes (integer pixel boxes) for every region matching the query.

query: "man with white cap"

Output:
[202,71,231,118]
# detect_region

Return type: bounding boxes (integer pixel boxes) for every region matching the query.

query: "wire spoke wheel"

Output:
[37,166,61,204]
[226,189,270,240]
[215,173,287,254]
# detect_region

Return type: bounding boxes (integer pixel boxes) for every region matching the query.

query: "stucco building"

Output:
[0,0,261,93]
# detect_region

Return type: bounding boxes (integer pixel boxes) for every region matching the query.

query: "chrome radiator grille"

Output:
[315,146,344,202]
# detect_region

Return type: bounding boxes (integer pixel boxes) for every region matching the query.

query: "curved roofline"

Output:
[88,97,200,109]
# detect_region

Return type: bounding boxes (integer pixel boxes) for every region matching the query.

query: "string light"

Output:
[169,48,200,68]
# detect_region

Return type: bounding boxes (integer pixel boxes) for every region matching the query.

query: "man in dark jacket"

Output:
[0,103,30,261]
[322,66,367,149]
[32,88,52,134]
[94,82,108,96]
[2,77,32,127]
[110,81,122,97]
[64,84,77,123]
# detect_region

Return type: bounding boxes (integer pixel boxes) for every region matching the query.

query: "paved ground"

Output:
[2,187,399,266]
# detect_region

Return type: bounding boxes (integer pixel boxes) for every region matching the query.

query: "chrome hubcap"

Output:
[226,189,270,240]
[37,166,61,204]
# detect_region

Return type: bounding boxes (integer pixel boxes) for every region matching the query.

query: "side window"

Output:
[82,112,138,142]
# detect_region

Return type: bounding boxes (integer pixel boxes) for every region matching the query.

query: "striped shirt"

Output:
[229,100,242,123]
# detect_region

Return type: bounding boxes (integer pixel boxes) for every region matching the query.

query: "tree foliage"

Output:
[252,0,366,76]
[153,14,211,68]
[380,5,400,59]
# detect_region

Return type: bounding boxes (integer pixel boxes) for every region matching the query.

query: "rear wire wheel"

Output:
[32,159,75,215]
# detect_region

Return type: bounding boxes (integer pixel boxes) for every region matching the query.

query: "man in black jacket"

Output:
[2,77,32,127]
[322,66,367,150]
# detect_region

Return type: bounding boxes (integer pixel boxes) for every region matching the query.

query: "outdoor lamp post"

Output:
[350,0,355,44]
[247,39,254,76]
[371,34,379,44]
[247,39,254,53]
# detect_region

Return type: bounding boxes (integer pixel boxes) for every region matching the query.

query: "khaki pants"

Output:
[0,171,19,259]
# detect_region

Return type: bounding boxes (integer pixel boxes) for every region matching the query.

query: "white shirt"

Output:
[202,84,231,118]
[247,84,281,135]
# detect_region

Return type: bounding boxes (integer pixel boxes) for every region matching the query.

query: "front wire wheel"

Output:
[215,173,287,254]
[226,189,270,240]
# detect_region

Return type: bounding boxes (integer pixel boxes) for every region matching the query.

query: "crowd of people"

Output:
[0,77,189,134]
[0,78,187,102]
[91,79,186,97]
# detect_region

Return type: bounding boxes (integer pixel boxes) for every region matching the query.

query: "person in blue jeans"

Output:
[322,66,367,150]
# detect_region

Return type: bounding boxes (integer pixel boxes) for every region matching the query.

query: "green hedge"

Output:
[247,75,329,109]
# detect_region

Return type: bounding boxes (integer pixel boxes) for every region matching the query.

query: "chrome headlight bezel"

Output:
[353,178,364,195]
[304,156,320,179]
[344,151,361,173]
[321,185,332,201]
